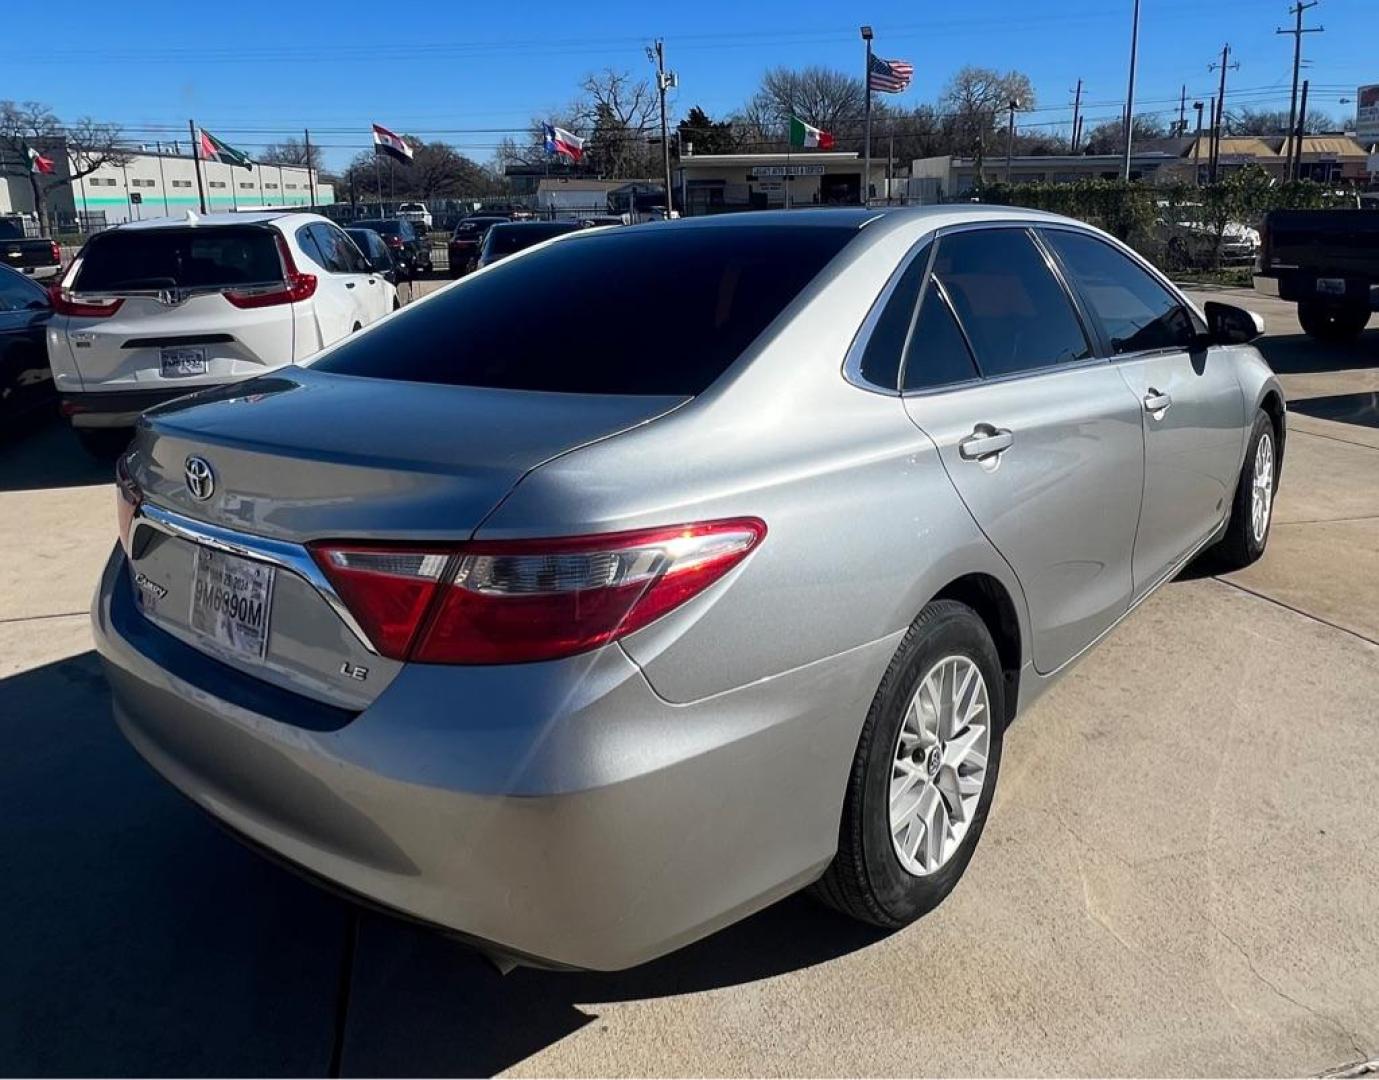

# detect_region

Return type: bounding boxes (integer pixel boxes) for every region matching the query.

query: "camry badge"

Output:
[184,456,215,501]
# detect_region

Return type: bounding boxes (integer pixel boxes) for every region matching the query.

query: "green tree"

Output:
[677,106,735,155]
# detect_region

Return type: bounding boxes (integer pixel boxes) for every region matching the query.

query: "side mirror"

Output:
[1204,301,1264,345]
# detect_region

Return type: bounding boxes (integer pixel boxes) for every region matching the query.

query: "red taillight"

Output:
[49,240,61,263]
[115,455,141,554]
[223,234,317,309]
[384,235,404,248]
[309,518,765,664]
[49,284,124,318]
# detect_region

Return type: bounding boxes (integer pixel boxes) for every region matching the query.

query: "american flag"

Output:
[868,55,914,94]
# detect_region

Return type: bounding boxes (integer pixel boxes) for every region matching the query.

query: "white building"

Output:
[2,142,332,227]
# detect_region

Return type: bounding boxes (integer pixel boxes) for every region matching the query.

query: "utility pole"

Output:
[188,119,206,214]
[1122,0,1141,180]
[861,25,874,205]
[1192,100,1205,183]
[1004,98,1019,182]
[304,128,316,207]
[1208,44,1239,182]
[1293,79,1311,180]
[1177,85,1187,136]
[650,40,676,217]
[1070,78,1084,152]
[1278,2,1323,182]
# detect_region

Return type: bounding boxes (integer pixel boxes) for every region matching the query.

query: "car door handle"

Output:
[1143,389,1173,415]
[958,425,1014,461]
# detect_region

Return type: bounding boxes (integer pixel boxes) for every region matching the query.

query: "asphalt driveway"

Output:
[1,287,1375,1077]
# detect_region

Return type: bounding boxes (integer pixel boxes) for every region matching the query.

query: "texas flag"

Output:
[27,146,55,175]
[543,123,584,162]
[372,123,414,163]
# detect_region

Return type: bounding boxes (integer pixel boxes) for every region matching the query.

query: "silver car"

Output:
[93,207,1284,971]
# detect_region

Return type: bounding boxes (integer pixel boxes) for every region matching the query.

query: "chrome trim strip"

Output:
[134,502,380,655]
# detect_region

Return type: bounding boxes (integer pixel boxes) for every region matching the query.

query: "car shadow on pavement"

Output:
[1,649,891,1078]
[1252,329,1378,376]
[0,414,116,492]
[1288,391,1379,430]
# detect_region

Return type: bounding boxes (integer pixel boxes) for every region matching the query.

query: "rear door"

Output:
[0,269,53,416]
[1040,227,1246,594]
[320,222,387,324]
[901,226,1146,674]
[295,224,356,349]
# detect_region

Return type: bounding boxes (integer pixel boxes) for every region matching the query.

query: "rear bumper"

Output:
[92,546,894,970]
[14,263,61,281]
[1253,271,1379,310]
[61,385,221,428]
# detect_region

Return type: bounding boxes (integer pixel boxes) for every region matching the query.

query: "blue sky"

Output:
[18,0,1375,171]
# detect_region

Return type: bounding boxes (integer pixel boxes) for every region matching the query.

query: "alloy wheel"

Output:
[1251,431,1274,545]
[889,655,991,876]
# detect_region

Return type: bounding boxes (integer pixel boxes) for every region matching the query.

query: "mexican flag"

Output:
[198,128,254,171]
[27,147,55,175]
[789,116,834,150]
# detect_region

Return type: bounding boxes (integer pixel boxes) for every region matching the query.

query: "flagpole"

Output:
[189,119,207,214]
[861,27,874,207]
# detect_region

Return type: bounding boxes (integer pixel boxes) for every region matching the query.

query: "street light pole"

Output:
[1192,100,1205,184]
[1005,98,1019,182]
[861,25,873,206]
[1122,0,1141,181]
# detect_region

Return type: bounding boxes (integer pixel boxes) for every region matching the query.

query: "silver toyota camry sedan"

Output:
[93,207,1284,970]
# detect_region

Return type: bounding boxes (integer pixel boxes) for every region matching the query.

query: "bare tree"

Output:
[259,137,323,172]
[1081,114,1167,155]
[939,67,1036,178]
[574,69,657,178]
[737,66,865,148]
[0,100,130,230]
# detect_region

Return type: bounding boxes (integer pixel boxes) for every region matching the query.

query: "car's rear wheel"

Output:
[813,599,1005,928]
[1212,409,1278,570]
[1297,301,1370,343]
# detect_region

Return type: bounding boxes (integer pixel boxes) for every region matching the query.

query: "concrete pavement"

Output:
[0,287,1375,1076]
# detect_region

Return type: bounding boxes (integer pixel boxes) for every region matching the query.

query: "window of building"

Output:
[265,183,279,190]
[208,181,226,189]
[130,178,155,187]
[285,183,298,190]
[171,180,192,188]
[239,182,255,190]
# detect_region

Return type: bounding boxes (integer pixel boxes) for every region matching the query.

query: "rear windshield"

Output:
[75,226,281,291]
[454,217,504,237]
[315,223,858,396]
[486,223,580,256]
[355,220,404,237]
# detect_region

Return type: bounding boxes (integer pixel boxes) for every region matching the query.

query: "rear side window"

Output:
[857,247,928,390]
[1040,228,1200,354]
[932,229,1092,378]
[74,227,282,291]
[316,224,859,395]
[902,284,981,392]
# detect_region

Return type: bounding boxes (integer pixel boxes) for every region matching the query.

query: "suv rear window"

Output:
[485,223,580,256]
[74,226,282,292]
[354,220,408,238]
[316,224,859,395]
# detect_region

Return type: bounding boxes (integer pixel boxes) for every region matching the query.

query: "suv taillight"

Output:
[309,518,766,664]
[49,240,60,264]
[49,284,123,318]
[224,233,317,309]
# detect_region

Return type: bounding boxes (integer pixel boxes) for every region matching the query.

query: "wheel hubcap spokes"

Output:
[890,656,991,876]
[1251,432,1274,544]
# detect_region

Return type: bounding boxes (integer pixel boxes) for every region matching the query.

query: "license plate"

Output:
[189,547,275,662]
[161,347,208,377]
[1316,277,1346,296]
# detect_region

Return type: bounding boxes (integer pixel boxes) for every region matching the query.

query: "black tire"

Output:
[1211,409,1278,571]
[1297,301,1370,343]
[75,427,131,460]
[813,599,1006,928]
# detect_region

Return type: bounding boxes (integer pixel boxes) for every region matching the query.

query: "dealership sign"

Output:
[1357,84,1379,145]
[751,164,826,176]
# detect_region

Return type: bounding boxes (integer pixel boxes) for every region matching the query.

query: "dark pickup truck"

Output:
[0,218,62,283]
[1254,208,1379,342]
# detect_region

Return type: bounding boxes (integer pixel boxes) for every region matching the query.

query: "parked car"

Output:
[396,202,432,230]
[446,215,509,278]
[475,220,585,269]
[1254,208,1379,342]
[1157,207,1261,270]
[351,218,432,278]
[1,216,62,282]
[345,227,405,292]
[0,263,54,424]
[94,207,1283,971]
[48,211,396,453]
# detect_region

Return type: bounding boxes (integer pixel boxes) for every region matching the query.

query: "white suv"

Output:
[48,211,397,444]
[397,202,432,229]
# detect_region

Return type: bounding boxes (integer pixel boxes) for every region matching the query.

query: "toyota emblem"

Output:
[184,456,215,501]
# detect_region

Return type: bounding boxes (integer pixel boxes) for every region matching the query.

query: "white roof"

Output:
[110,210,325,231]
